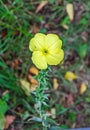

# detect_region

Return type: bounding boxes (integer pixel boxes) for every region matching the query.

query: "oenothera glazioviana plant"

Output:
[29,33,64,130]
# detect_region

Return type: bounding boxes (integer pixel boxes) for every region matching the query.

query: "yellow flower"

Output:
[29,33,64,69]
[64,71,78,81]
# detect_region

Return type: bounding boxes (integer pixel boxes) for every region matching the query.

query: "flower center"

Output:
[43,49,49,55]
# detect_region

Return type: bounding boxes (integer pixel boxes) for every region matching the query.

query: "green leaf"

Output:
[79,18,87,25]
[2,92,10,102]
[77,43,88,58]
[85,97,90,103]
[56,105,69,115]
[0,113,5,130]
[31,117,42,122]
[61,16,70,25]
[21,99,35,113]
[39,28,47,33]
[0,99,8,114]
[22,111,30,120]
[68,111,76,123]
[60,124,68,129]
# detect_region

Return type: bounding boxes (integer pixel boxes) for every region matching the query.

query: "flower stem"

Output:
[34,68,50,129]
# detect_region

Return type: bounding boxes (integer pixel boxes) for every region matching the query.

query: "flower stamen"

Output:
[43,49,49,55]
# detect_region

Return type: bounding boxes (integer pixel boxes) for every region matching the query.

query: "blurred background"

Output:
[0,0,90,130]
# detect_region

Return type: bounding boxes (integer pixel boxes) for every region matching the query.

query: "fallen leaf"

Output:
[20,79,31,96]
[66,3,74,21]
[36,0,48,13]
[4,115,16,129]
[80,82,87,95]
[14,30,20,37]
[81,31,88,42]
[71,123,76,128]
[1,30,7,38]
[64,71,78,81]
[29,84,38,92]
[27,74,38,85]
[66,93,74,107]
[29,66,39,75]
[62,24,69,30]
[58,0,63,5]
[53,78,59,90]
[2,90,9,96]
[11,59,21,69]
[20,79,38,96]
[31,24,40,34]
[51,108,56,119]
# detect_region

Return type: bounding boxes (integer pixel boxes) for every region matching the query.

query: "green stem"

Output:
[34,68,50,129]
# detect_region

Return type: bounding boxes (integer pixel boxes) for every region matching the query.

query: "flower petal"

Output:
[29,33,46,52]
[45,34,62,49]
[31,51,47,69]
[49,43,62,54]
[46,49,64,65]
